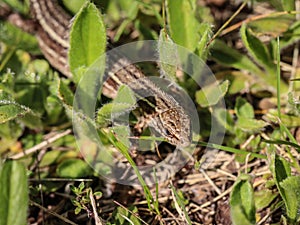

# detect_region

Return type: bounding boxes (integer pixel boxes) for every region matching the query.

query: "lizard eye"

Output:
[165,129,171,136]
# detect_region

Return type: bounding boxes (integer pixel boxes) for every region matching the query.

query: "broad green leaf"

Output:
[210,39,262,76]
[240,24,275,74]
[69,2,106,82]
[158,29,178,82]
[254,189,278,210]
[0,100,31,123]
[236,117,268,132]
[230,174,256,225]
[0,22,40,54]
[271,152,291,177]
[0,161,28,225]
[235,97,254,119]
[57,159,92,178]
[195,80,229,107]
[248,15,293,37]
[39,150,64,167]
[280,176,300,223]
[166,0,200,52]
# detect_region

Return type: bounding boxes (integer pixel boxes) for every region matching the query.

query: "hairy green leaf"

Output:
[280,176,300,223]
[0,100,31,123]
[240,24,275,74]
[69,2,106,82]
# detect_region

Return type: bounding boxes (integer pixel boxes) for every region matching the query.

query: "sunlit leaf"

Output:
[69,2,106,82]
[166,0,200,52]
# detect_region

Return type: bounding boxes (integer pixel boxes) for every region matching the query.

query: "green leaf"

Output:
[39,150,64,167]
[57,159,92,178]
[248,15,293,37]
[0,161,28,225]
[240,24,275,74]
[230,174,256,225]
[0,100,31,123]
[69,2,106,82]
[210,39,262,76]
[280,176,300,223]
[0,22,40,54]
[195,80,229,107]
[166,0,200,51]
[235,97,254,119]
[158,29,178,82]
[270,153,292,215]
[254,189,278,210]
[236,117,268,132]
[271,153,292,183]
